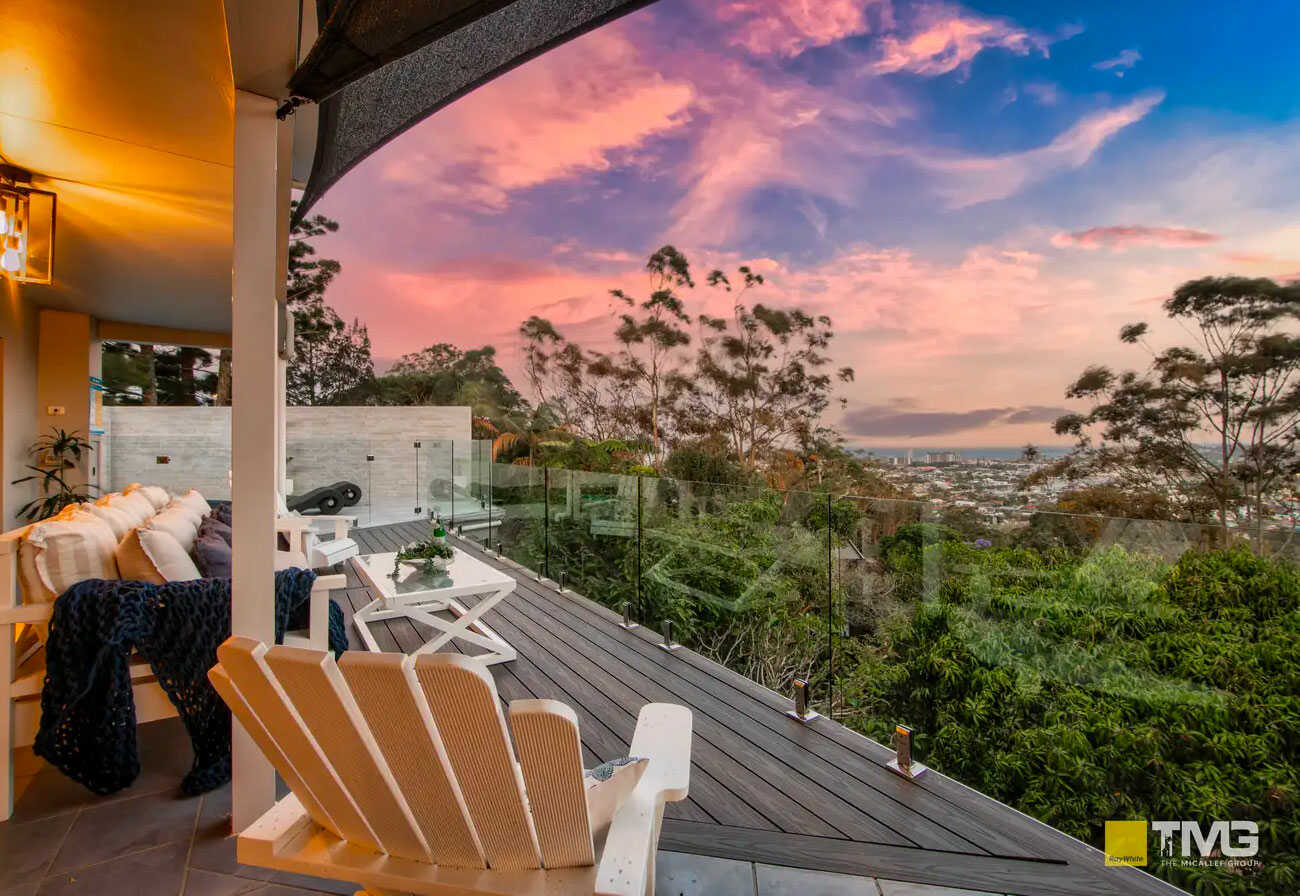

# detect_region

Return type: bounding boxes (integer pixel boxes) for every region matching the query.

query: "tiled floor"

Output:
[2,719,999,896]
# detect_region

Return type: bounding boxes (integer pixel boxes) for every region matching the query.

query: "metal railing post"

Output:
[620,601,637,629]
[449,440,455,527]
[544,466,550,581]
[413,440,422,516]
[636,474,643,621]
[826,491,834,718]
[658,618,679,651]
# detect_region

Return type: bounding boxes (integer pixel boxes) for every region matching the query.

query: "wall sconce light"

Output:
[0,165,55,284]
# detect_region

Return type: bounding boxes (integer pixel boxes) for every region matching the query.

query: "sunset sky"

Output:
[312,0,1300,448]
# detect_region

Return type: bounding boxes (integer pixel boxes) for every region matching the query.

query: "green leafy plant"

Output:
[12,428,96,522]
[396,536,454,569]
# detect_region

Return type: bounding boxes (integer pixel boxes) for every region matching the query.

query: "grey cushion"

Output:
[193,531,232,579]
[198,516,232,546]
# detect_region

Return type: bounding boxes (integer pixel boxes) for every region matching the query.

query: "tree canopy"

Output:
[285,204,375,405]
[1056,276,1300,543]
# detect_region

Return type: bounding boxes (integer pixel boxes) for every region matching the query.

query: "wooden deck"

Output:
[341,520,1186,896]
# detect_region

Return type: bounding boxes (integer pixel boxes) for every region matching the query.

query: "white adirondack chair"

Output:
[275,491,359,570]
[209,637,692,896]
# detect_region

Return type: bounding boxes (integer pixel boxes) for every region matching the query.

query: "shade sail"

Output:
[293,0,657,220]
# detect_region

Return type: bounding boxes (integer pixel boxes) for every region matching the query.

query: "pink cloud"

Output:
[667,58,912,246]
[1223,251,1299,266]
[378,28,694,210]
[712,0,890,58]
[925,90,1164,207]
[1052,226,1220,251]
[870,5,1068,76]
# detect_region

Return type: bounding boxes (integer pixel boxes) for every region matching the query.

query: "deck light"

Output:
[786,679,819,723]
[887,724,928,781]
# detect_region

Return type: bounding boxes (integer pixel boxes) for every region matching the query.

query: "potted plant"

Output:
[12,428,96,522]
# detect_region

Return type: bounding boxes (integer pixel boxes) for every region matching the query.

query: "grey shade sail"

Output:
[293,0,658,220]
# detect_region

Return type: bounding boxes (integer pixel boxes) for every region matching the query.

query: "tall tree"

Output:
[683,267,855,470]
[518,316,639,441]
[1056,276,1300,544]
[285,203,374,405]
[609,245,694,462]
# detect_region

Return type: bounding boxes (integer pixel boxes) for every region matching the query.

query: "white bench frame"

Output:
[275,513,359,569]
[1,523,342,821]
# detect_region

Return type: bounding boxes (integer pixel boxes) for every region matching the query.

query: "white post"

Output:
[230,89,291,830]
[276,355,288,494]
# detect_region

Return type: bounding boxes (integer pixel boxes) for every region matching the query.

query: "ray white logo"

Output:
[1152,820,1260,868]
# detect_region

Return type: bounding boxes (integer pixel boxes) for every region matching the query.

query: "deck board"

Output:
[326,519,1185,896]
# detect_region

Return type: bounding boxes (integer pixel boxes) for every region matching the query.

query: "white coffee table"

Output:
[351,547,517,664]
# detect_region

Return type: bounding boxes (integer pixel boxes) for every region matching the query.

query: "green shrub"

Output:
[852,545,1300,895]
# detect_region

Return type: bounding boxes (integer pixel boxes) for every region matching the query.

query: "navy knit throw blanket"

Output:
[35,568,348,796]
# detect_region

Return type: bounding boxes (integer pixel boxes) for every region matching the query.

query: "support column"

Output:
[274,121,293,496]
[230,89,292,830]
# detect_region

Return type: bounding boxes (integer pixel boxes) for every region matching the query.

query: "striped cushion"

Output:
[144,505,201,553]
[17,537,57,604]
[26,512,120,597]
[83,501,135,540]
[583,757,647,834]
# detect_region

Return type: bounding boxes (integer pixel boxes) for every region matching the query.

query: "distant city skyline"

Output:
[314,0,1300,448]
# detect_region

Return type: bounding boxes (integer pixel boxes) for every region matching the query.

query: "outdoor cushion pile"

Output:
[19,484,233,606]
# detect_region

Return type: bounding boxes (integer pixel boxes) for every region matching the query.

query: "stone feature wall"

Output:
[102,406,471,504]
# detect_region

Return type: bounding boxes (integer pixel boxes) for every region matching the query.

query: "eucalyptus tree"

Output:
[609,245,695,462]
[684,266,855,471]
[518,316,639,442]
[1056,276,1300,544]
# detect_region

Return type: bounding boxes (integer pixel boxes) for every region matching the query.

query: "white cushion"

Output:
[172,489,211,519]
[25,512,120,597]
[143,505,201,553]
[584,757,648,834]
[101,492,155,526]
[125,483,170,511]
[116,527,201,584]
[83,501,135,540]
